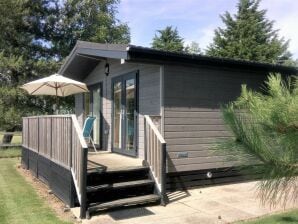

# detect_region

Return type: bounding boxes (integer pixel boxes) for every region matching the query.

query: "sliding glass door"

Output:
[112,72,137,156]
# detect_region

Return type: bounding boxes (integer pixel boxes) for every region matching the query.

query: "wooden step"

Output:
[87,165,150,188]
[87,179,154,193]
[87,166,149,174]
[88,194,160,213]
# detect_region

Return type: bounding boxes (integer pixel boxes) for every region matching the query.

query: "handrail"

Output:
[71,115,88,149]
[144,115,166,144]
[70,115,88,219]
[144,115,167,205]
[22,115,88,218]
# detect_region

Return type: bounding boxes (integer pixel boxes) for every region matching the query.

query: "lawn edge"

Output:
[15,159,78,224]
[236,207,298,223]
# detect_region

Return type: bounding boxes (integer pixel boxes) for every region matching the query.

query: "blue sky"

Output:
[118,0,298,59]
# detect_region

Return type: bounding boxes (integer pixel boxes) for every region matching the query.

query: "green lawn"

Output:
[0,133,22,144]
[0,147,21,158]
[0,158,71,224]
[238,209,298,224]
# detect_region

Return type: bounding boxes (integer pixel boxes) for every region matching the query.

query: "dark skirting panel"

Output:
[166,167,258,191]
[37,154,51,185]
[21,147,76,207]
[50,161,74,206]
[28,149,38,177]
[21,147,29,169]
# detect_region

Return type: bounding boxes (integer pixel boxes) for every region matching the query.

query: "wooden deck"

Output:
[87,152,143,171]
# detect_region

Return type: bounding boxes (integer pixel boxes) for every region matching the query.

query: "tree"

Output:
[185,41,201,54]
[54,0,130,58]
[206,0,292,64]
[0,0,130,142]
[151,26,184,52]
[219,74,298,206]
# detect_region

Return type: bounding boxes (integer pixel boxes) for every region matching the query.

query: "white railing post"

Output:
[144,115,167,205]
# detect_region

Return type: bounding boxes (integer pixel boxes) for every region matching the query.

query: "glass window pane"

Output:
[113,82,122,148]
[125,79,135,150]
[91,87,101,145]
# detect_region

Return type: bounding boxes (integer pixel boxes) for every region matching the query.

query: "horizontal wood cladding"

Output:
[170,156,236,166]
[168,150,227,158]
[167,144,216,151]
[164,65,266,108]
[165,111,224,118]
[22,147,75,207]
[164,65,266,173]
[165,124,227,132]
[165,131,232,139]
[165,117,225,125]
[166,137,228,145]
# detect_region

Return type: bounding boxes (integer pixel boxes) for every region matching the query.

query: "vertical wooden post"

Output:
[144,118,147,162]
[80,147,87,219]
[160,142,167,206]
[50,117,53,159]
[27,118,30,150]
[69,118,72,167]
[36,117,40,177]
[37,117,40,153]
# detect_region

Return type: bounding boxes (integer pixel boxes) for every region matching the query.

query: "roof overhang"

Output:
[127,46,298,74]
[59,41,298,81]
[59,41,129,80]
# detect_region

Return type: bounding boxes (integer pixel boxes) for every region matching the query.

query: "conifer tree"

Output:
[220,74,298,205]
[185,41,201,54]
[207,0,291,64]
[151,26,184,52]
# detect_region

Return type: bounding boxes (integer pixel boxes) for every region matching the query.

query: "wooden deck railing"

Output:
[144,115,167,205]
[22,115,88,218]
[70,115,88,218]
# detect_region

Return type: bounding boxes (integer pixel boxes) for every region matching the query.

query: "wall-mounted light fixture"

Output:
[105,63,110,76]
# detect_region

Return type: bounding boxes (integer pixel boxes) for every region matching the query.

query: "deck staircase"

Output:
[85,164,161,218]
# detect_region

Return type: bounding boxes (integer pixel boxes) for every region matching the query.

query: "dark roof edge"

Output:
[59,41,129,76]
[58,42,80,75]
[127,45,298,74]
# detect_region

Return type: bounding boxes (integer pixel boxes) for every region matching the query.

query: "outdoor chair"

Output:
[82,116,97,152]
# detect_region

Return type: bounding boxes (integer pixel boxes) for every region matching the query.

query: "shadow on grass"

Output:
[278,216,298,223]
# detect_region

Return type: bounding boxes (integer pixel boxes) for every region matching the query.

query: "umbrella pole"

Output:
[55,84,58,115]
[56,96,59,115]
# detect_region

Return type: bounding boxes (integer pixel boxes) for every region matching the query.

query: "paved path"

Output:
[72,181,298,224]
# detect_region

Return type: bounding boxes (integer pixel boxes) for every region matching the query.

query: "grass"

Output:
[0,147,21,158]
[0,133,22,144]
[238,209,298,223]
[0,158,71,224]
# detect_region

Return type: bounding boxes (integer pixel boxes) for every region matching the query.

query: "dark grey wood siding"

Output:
[164,65,267,173]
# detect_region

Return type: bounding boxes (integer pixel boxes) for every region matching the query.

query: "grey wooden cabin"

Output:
[21,41,297,218]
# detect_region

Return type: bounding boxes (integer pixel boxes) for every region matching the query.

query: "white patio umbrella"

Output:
[21,73,88,97]
[21,73,89,112]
